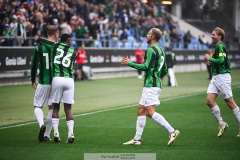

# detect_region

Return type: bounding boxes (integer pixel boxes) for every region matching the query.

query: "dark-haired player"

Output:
[39,33,76,143]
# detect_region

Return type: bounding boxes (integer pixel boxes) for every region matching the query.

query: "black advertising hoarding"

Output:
[0,47,32,71]
[84,49,136,67]
[0,48,137,71]
[173,50,240,64]
[0,47,239,72]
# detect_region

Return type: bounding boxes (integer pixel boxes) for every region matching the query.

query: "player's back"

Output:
[52,42,76,79]
[144,44,167,88]
[33,43,52,84]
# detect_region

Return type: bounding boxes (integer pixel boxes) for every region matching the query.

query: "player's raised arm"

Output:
[38,37,55,50]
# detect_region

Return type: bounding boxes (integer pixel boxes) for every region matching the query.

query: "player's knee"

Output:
[206,98,213,106]
[206,99,209,105]
[137,106,145,115]
[146,111,154,118]
[225,98,236,109]
[146,113,152,118]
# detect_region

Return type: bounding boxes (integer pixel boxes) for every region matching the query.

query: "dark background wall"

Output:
[1,47,240,72]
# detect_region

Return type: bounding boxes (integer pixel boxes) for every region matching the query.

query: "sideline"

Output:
[1,84,240,130]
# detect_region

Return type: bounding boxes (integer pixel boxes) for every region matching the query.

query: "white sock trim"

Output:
[67,120,74,137]
[52,118,60,136]
[211,105,224,125]
[134,116,146,141]
[152,112,174,134]
[34,107,44,128]
[44,109,53,137]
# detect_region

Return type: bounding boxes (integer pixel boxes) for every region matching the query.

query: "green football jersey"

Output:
[52,43,76,78]
[128,44,168,88]
[31,43,53,84]
[39,38,76,79]
[209,42,231,75]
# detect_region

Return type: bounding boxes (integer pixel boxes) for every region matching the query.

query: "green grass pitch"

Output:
[0,69,239,160]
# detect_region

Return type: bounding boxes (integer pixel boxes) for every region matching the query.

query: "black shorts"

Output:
[76,64,83,70]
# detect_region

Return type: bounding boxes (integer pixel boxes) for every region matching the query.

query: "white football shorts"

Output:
[33,84,52,107]
[51,77,75,104]
[139,87,161,107]
[207,73,232,99]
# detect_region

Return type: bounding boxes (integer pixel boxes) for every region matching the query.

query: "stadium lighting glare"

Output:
[142,0,148,3]
[162,0,172,5]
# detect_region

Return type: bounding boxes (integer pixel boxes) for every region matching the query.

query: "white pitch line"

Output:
[0,89,234,130]
[73,92,203,118]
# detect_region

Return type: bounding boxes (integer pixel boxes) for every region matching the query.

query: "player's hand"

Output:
[204,54,210,60]
[32,82,37,89]
[206,61,211,66]
[121,56,130,65]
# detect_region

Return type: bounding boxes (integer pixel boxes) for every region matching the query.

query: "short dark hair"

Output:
[47,25,59,36]
[60,33,71,43]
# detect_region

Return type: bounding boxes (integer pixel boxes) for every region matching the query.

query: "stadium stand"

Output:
[0,0,218,50]
[0,0,239,84]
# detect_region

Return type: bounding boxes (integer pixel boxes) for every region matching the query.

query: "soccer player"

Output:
[39,33,77,143]
[165,47,177,87]
[205,27,240,137]
[76,43,87,81]
[134,44,145,79]
[31,25,59,142]
[121,28,180,146]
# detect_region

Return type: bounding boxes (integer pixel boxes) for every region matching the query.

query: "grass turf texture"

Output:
[0,69,239,160]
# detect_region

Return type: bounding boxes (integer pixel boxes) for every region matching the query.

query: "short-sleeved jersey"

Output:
[31,43,53,84]
[209,42,231,75]
[128,44,168,88]
[39,38,77,79]
[52,43,76,79]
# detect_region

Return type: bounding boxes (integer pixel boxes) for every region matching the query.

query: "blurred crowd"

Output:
[0,0,213,49]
